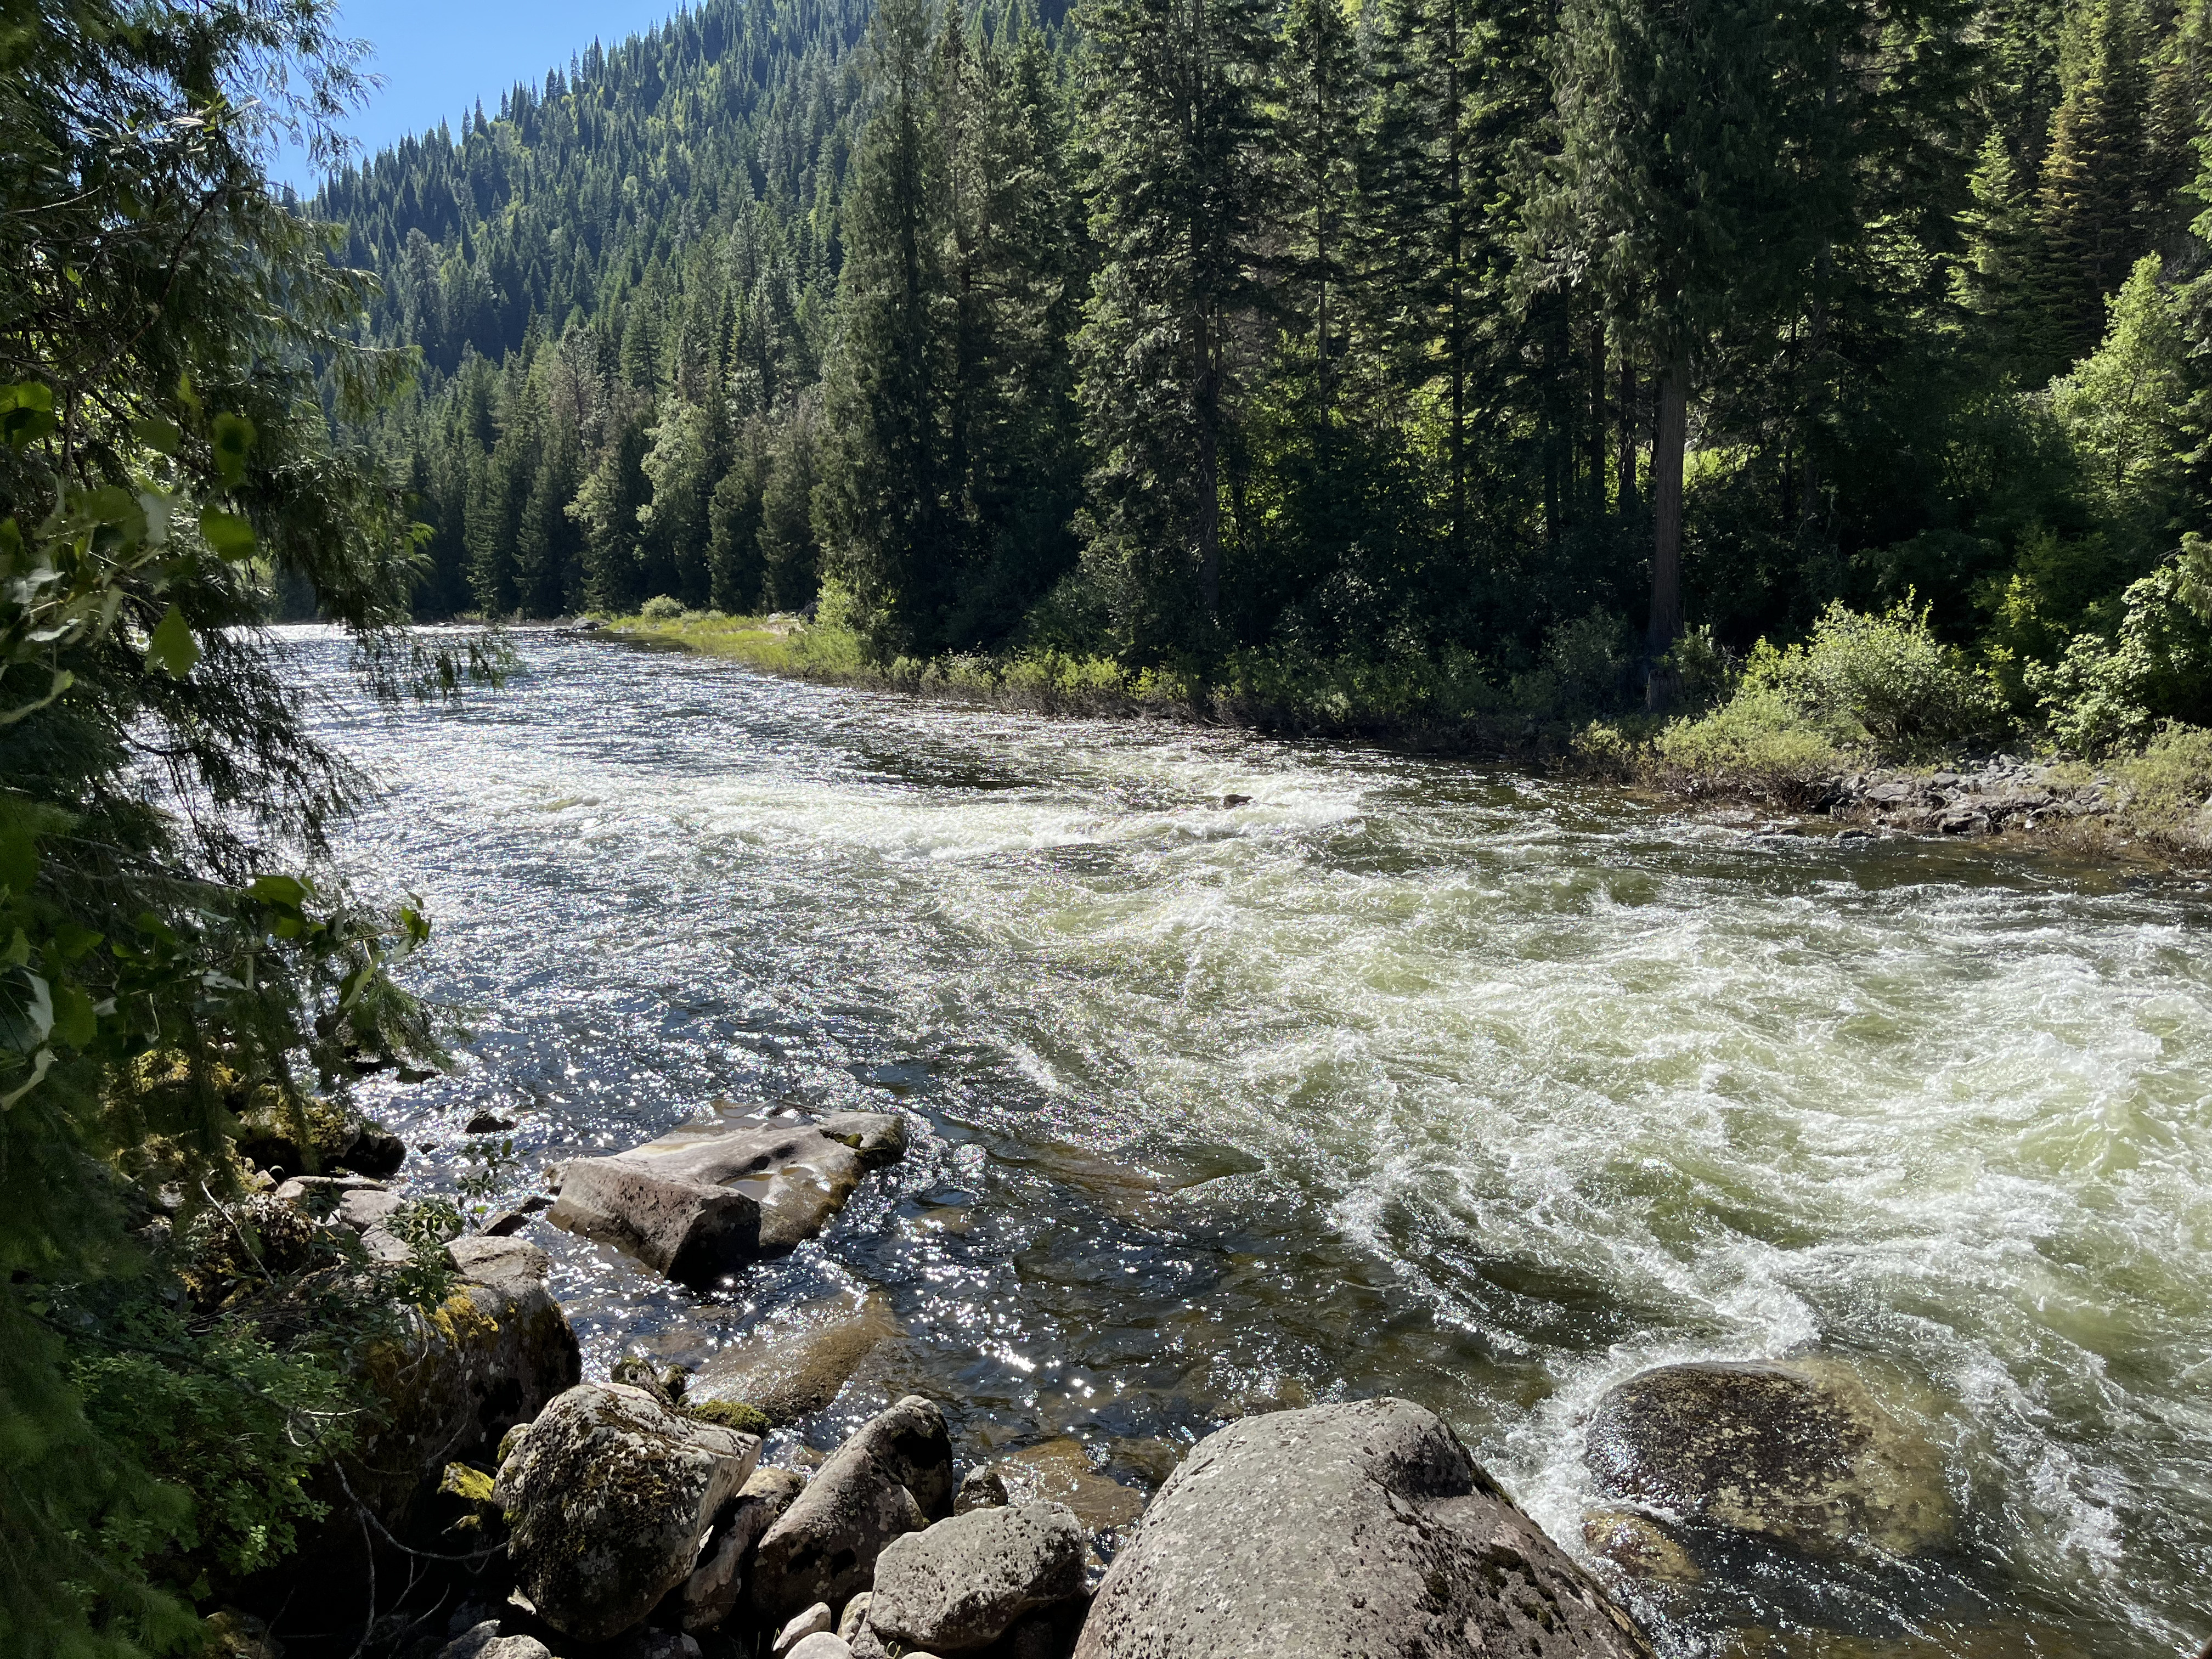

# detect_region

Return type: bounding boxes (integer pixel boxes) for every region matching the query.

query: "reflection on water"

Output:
[291,625,2212,1657]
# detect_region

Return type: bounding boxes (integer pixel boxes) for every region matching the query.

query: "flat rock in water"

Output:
[548,1111,906,1287]
[500,1381,761,1642]
[749,1395,953,1624]
[1073,1397,1652,1659]
[692,1290,902,1425]
[865,1502,1085,1654]
[1584,1358,1953,1560]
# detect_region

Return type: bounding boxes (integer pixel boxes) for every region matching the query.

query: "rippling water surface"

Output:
[292,626,2212,1657]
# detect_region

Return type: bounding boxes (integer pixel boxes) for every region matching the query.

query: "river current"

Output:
[292,626,2212,1657]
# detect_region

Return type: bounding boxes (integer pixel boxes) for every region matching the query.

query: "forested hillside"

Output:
[329,0,2212,746]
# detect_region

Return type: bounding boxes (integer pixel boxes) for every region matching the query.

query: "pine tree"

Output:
[2037,0,2154,368]
[815,0,954,654]
[1074,0,1278,657]
[1278,0,1361,417]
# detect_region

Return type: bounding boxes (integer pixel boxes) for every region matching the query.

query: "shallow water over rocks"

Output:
[293,626,2212,1657]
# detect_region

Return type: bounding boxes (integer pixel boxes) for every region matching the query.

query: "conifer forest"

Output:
[335,0,2212,739]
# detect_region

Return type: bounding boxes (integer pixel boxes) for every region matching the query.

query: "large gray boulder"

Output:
[549,1111,906,1287]
[1584,1358,1953,1561]
[1073,1398,1652,1659]
[499,1382,762,1641]
[864,1502,1085,1655]
[748,1395,953,1623]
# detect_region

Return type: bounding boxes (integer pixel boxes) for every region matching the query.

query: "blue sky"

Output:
[277,0,686,190]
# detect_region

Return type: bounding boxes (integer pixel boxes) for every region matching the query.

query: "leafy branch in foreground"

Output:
[0,3,489,1652]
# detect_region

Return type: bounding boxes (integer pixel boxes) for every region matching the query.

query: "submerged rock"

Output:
[864,1502,1085,1655]
[748,1395,953,1624]
[1581,1506,1702,1585]
[1583,1358,1953,1560]
[500,1381,761,1641]
[1073,1397,1652,1659]
[548,1111,907,1287]
[994,1440,1144,1532]
[692,1289,902,1425]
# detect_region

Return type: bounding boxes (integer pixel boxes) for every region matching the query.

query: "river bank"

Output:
[583,611,2212,866]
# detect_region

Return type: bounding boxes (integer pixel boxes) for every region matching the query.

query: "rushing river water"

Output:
[291,625,2212,1657]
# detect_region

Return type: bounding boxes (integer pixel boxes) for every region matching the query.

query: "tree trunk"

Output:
[1645,359,1688,712]
[1616,351,1638,520]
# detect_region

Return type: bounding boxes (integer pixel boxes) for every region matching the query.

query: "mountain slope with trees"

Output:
[335,0,2212,758]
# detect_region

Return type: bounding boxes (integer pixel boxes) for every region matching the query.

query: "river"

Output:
[292,625,2212,1657]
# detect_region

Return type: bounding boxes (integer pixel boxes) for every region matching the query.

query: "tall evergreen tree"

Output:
[1074,0,1279,657]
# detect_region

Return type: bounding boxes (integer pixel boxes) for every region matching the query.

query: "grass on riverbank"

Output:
[597,599,2212,854]
[595,605,1554,746]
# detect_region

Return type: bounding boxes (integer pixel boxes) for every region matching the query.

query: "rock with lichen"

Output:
[1583,1358,1953,1561]
[747,1395,953,1624]
[1073,1398,1652,1659]
[500,1381,762,1642]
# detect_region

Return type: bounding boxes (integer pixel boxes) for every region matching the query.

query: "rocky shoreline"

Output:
[198,1097,2001,1659]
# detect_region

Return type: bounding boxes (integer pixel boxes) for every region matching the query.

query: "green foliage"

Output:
[1746,600,2011,754]
[0,2,467,1651]
[640,594,686,620]
[2027,561,2212,754]
[1652,601,2010,777]
[69,1300,358,1596]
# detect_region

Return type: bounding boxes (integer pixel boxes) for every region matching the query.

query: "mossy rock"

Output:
[235,1089,404,1178]
[684,1398,771,1438]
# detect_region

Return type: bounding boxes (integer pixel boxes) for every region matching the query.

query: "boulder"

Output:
[238,1091,404,1177]
[749,1395,953,1623]
[837,1594,872,1640]
[692,1290,902,1426]
[681,1465,806,1633]
[865,1503,1085,1655]
[500,1382,761,1642]
[446,1233,552,1290]
[772,1605,834,1656]
[1583,1359,1953,1560]
[337,1257,582,1534]
[1073,1398,1652,1659]
[954,1466,1009,1515]
[549,1112,906,1288]
[438,1624,551,1659]
[785,1639,852,1659]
